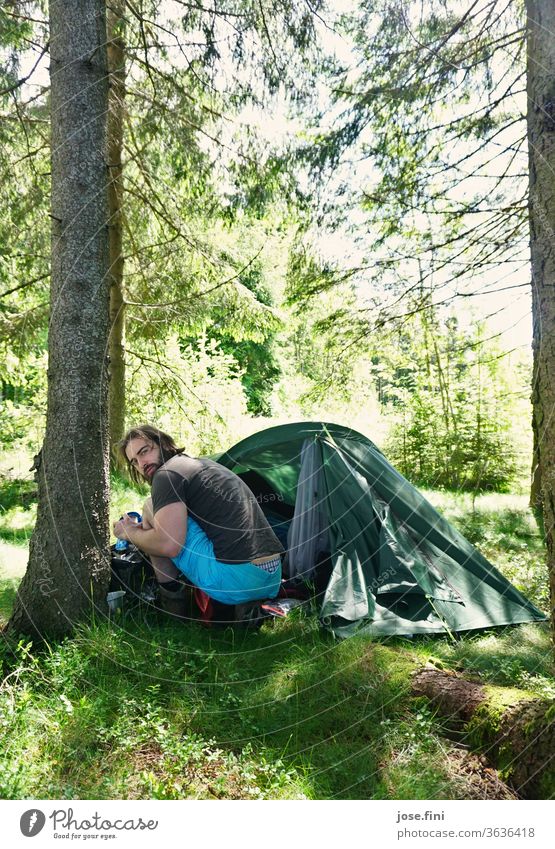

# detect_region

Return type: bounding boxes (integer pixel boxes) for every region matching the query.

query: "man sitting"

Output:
[113,425,284,618]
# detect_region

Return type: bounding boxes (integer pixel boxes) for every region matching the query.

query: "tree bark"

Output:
[412,667,555,799]
[107,2,126,456]
[530,407,545,535]
[530,401,542,507]
[527,0,555,653]
[7,0,111,639]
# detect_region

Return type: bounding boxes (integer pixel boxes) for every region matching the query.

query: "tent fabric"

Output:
[286,438,330,581]
[216,422,546,638]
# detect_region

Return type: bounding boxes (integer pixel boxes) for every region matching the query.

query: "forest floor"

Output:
[0,474,553,800]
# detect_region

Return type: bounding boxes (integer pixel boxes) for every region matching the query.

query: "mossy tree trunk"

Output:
[7,0,111,639]
[527,0,555,653]
[107,1,126,457]
[412,667,555,798]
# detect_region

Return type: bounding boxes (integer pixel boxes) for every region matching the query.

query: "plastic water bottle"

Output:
[114,511,142,551]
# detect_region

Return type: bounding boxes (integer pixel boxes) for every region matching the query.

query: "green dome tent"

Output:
[217,421,546,638]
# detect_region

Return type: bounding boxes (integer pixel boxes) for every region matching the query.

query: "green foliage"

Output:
[1,0,533,497]
[112,0,325,416]
[177,220,291,416]
[0,1,323,451]
[0,9,50,469]
[324,0,525,235]
[0,4,49,354]
[125,334,251,457]
[381,315,525,491]
[286,2,530,495]
[0,350,47,451]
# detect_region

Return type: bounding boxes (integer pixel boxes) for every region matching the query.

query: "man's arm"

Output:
[113,501,187,558]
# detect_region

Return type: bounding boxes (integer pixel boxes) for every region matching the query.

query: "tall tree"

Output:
[107,0,126,451]
[8,0,111,638]
[527,0,555,649]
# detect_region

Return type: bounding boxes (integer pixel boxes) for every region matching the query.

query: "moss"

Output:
[465,689,555,794]
[538,768,555,800]
[465,684,535,752]
[483,684,537,708]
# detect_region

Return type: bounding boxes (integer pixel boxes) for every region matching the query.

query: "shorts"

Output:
[171,515,282,605]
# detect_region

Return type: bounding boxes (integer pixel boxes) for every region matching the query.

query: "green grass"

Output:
[0,612,552,800]
[0,577,20,621]
[411,625,554,694]
[0,477,37,546]
[0,478,553,800]
[0,615,485,800]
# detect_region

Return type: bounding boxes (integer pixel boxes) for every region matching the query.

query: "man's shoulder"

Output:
[164,455,228,473]
[159,454,201,476]
[150,463,187,511]
[152,455,233,506]
[157,455,236,490]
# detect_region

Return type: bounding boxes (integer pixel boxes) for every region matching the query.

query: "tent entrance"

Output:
[238,443,333,588]
[286,438,331,582]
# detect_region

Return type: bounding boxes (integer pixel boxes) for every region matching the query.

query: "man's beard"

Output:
[144,463,160,480]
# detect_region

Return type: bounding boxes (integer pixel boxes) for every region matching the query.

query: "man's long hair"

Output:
[118,425,184,485]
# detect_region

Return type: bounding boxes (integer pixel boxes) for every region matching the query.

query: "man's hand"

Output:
[113,502,187,558]
[113,514,142,541]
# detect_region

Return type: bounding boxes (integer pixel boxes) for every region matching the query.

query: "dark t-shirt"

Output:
[151,454,284,564]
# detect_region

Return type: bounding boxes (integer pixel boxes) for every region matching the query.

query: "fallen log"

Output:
[412,667,555,799]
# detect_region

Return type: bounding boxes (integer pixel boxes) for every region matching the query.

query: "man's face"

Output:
[125,437,163,481]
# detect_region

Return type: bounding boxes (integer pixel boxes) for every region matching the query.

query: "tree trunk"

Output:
[412,667,555,799]
[7,0,110,639]
[527,0,555,654]
[107,2,126,456]
[530,402,544,530]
